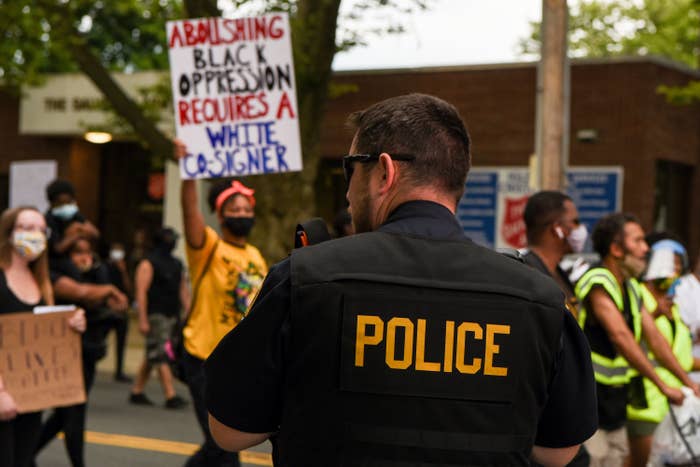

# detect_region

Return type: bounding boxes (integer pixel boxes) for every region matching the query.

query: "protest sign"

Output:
[167,14,302,179]
[0,311,85,413]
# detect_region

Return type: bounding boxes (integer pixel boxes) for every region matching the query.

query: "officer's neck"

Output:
[373,189,456,228]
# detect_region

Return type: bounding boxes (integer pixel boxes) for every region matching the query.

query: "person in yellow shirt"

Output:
[627,241,700,467]
[174,140,267,467]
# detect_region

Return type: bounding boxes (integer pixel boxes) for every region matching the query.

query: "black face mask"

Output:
[223,216,255,237]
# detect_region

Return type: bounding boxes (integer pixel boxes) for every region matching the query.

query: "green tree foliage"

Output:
[0,0,431,260]
[519,0,700,103]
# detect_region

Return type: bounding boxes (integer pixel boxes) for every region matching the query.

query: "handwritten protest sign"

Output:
[0,311,85,413]
[167,14,302,179]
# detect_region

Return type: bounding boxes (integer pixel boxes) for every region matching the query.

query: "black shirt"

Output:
[205,201,598,449]
[145,249,183,317]
[0,270,44,314]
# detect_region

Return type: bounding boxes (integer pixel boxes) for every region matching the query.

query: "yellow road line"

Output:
[58,431,273,465]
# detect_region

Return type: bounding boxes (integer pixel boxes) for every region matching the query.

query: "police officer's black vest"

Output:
[281,231,565,466]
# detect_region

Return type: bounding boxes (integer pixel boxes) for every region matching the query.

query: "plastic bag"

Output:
[648,387,700,467]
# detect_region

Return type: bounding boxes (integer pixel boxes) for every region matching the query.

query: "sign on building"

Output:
[167,14,302,180]
[458,166,623,249]
[9,160,57,213]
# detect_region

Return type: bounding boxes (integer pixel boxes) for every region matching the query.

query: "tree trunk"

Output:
[247,0,343,262]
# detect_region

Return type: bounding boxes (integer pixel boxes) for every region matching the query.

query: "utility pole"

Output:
[535,0,569,191]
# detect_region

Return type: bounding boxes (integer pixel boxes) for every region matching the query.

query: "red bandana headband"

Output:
[215,181,256,213]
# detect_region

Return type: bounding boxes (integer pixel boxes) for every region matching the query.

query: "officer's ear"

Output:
[377,153,397,195]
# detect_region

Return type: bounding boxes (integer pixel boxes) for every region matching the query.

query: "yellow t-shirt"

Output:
[183,226,267,360]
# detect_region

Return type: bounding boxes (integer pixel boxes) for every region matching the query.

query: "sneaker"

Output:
[129,392,154,406]
[165,395,189,409]
[114,374,133,383]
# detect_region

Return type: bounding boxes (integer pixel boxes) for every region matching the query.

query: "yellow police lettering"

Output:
[353,315,510,376]
[456,322,482,374]
[385,317,414,369]
[355,315,384,367]
[415,319,441,372]
[484,324,510,376]
[443,320,455,373]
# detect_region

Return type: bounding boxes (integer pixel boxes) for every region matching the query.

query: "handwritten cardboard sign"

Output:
[0,311,85,413]
[167,14,302,179]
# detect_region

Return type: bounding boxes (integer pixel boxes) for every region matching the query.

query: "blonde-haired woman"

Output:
[0,206,85,467]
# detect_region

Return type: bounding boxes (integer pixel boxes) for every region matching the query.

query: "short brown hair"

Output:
[348,93,471,200]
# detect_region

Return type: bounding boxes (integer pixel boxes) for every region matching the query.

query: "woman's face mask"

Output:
[12,231,47,261]
[223,216,255,237]
[51,203,79,221]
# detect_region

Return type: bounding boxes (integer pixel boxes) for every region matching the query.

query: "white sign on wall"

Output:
[9,160,57,213]
[167,14,302,180]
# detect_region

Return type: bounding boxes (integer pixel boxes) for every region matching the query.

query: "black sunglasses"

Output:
[342,153,416,182]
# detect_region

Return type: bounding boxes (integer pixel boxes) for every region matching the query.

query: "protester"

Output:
[129,227,190,409]
[44,179,99,264]
[626,242,700,467]
[523,190,587,315]
[34,237,128,467]
[575,213,699,467]
[675,246,700,370]
[105,241,132,383]
[0,206,85,467]
[523,191,590,467]
[204,94,597,466]
[174,141,268,467]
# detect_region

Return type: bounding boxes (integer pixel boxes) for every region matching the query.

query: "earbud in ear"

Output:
[555,227,565,240]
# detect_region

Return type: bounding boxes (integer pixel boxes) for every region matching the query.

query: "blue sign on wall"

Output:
[458,166,623,250]
[566,168,623,236]
[457,171,498,248]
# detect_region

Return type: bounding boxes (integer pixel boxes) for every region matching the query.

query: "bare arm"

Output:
[53,276,118,308]
[641,308,698,391]
[531,445,580,467]
[208,413,272,452]
[0,374,18,421]
[180,274,191,318]
[588,288,683,404]
[135,260,153,335]
[175,139,206,249]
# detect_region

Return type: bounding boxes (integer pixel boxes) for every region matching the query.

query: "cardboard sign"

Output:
[0,311,85,413]
[167,14,302,179]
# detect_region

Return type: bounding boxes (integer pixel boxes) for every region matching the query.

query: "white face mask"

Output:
[51,203,79,221]
[12,231,47,261]
[567,224,588,253]
[109,249,125,261]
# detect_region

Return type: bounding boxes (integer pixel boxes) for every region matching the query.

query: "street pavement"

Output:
[34,317,273,467]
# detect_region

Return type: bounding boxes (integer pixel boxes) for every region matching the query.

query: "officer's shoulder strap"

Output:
[576,266,623,309]
[495,248,524,263]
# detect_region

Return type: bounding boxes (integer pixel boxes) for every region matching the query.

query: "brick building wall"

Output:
[321,58,700,260]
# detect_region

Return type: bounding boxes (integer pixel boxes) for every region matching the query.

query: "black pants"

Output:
[182,350,240,467]
[33,350,99,467]
[0,411,42,467]
[110,312,129,377]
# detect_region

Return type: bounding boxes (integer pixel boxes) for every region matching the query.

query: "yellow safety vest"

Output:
[576,267,643,386]
[627,286,694,423]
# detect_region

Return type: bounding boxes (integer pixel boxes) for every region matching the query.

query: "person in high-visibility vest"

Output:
[575,213,700,467]
[626,242,700,467]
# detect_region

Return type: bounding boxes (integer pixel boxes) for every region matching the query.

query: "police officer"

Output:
[575,213,699,467]
[204,94,597,466]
